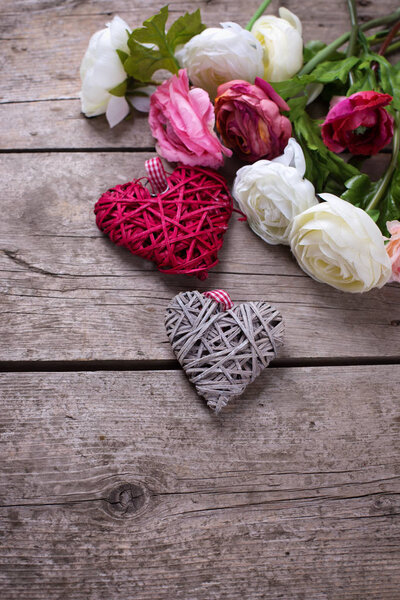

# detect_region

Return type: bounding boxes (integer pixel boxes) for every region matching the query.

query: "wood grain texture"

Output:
[0,0,398,103]
[1,1,400,597]
[0,0,399,151]
[1,152,399,363]
[0,100,154,150]
[1,367,400,599]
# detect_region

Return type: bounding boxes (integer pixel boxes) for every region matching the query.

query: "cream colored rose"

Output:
[289,193,392,292]
[251,8,303,82]
[175,22,264,99]
[233,139,318,245]
[80,16,131,126]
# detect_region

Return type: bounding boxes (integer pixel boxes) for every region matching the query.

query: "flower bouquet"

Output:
[80,1,400,293]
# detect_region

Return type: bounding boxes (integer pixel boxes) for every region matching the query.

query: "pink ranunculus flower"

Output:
[386,220,400,283]
[214,77,291,162]
[321,90,394,156]
[148,69,232,169]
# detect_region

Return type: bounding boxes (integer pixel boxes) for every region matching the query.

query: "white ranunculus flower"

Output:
[175,22,264,99]
[251,7,303,82]
[233,139,318,245]
[80,16,131,127]
[289,193,392,293]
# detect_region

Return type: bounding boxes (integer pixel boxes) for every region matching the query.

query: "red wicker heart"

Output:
[94,160,234,279]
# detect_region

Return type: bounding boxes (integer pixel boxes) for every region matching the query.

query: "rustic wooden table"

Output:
[1,0,400,598]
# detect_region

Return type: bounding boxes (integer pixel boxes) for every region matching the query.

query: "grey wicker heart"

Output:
[165,290,284,412]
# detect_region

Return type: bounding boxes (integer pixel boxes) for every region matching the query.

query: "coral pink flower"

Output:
[321,90,394,156]
[148,69,231,169]
[386,220,400,283]
[214,77,292,162]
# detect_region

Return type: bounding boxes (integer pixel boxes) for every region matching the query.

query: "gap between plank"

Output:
[0,147,156,154]
[0,146,393,155]
[0,356,400,373]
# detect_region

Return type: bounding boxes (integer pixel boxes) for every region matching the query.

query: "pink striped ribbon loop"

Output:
[203,289,233,311]
[145,157,169,195]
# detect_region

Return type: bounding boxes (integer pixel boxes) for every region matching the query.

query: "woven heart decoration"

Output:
[165,290,284,412]
[94,158,235,280]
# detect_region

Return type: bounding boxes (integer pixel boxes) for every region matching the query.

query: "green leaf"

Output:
[125,5,205,82]
[377,163,400,235]
[342,174,380,210]
[129,5,170,49]
[108,79,128,97]
[116,49,129,66]
[286,96,308,119]
[303,40,345,63]
[272,57,359,103]
[290,109,360,192]
[379,61,400,111]
[272,77,312,101]
[311,56,360,84]
[347,70,375,95]
[124,40,178,81]
[166,8,206,51]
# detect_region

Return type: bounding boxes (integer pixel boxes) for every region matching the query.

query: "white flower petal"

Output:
[108,15,131,52]
[272,138,306,176]
[176,23,264,98]
[278,7,302,35]
[106,95,130,128]
[289,194,392,292]
[251,10,303,81]
[79,15,131,119]
[233,159,318,245]
[128,85,157,113]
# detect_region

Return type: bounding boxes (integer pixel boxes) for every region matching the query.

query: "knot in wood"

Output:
[371,495,395,515]
[105,483,147,518]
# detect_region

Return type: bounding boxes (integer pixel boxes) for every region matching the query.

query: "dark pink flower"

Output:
[214,77,292,162]
[321,90,394,156]
[148,69,231,169]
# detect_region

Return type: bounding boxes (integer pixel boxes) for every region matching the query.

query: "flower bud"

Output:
[251,8,303,82]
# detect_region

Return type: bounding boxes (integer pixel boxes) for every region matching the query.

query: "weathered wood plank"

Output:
[1,0,398,103]
[0,0,397,150]
[0,100,154,150]
[1,152,399,363]
[0,367,399,599]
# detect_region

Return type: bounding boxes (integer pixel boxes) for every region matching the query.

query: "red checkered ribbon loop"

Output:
[203,289,233,311]
[145,157,169,195]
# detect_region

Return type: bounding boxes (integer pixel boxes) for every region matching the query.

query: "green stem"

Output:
[387,39,400,55]
[299,32,349,75]
[346,0,359,58]
[346,0,359,86]
[366,30,389,44]
[366,112,400,211]
[299,8,400,75]
[245,0,272,31]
